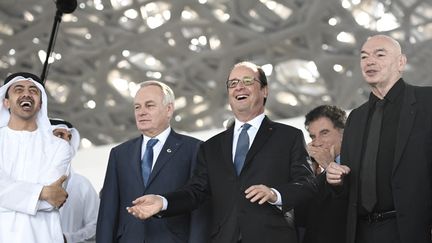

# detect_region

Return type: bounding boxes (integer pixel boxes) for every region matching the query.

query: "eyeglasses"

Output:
[226,76,260,88]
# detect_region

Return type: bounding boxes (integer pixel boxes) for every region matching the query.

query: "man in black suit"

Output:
[96,81,208,243]
[296,105,347,243]
[127,61,316,243]
[326,34,432,243]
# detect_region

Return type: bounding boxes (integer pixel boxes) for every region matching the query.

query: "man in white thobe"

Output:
[50,118,99,243]
[0,72,71,243]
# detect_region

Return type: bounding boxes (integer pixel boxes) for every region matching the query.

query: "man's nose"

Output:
[137,108,148,116]
[312,138,323,147]
[366,58,376,66]
[235,81,247,89]
[22,89,32,96]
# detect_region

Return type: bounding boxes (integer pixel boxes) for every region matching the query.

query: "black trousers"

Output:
[355,217,401,243]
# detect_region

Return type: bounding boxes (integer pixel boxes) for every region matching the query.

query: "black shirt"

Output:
[359,79,405,213]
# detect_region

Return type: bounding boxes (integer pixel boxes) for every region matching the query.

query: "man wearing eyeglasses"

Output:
[127,61,316,243]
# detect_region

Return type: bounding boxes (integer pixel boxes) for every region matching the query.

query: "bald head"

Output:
[360,34,407,98]
[363,35,403,55]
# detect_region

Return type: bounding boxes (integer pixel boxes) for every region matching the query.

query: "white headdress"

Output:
[50,118,80,157]
[0,73,50,134]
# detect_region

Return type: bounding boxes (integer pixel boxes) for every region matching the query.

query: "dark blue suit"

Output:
[96,130,208,243]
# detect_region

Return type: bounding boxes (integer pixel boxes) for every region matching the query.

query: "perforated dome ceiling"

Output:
[0,0,431,146]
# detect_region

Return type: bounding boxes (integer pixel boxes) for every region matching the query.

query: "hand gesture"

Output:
[39,175,68,208]
[326,162,350,186]
[245,184,277,204]
[307,143,336,170]
[127,194,163,220]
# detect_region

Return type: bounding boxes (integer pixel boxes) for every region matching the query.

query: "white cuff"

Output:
[268,188,282,206]
[158,195,168,210]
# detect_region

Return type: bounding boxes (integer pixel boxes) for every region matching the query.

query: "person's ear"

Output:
[398,54,407,72]
[3,98,10,109]
[166,103,174,118]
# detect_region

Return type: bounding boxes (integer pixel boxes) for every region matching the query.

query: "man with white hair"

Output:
[50,118,99,243]
[97,80,209,243]
[0,72,71,242]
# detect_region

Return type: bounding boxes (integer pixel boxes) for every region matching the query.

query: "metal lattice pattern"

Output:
[0,0,431,146]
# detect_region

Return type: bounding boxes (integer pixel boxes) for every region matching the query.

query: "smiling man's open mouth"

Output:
[236,94,248,100]
[18,100,33,110]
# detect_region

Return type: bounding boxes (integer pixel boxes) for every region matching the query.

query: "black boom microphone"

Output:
[56,0,78,14]
[40,0,78,83]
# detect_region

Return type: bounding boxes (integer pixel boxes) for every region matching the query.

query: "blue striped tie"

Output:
[142,138,158,186]
[234,123,251,175]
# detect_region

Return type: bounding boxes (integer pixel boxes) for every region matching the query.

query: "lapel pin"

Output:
[167,149,172,153]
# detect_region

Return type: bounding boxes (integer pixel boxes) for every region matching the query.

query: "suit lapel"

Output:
[242,116,272,173]
[145,130,182,188]
[130,136,145,190]
[350,105,369,174]
[392,85,416,175]
[222,125,236,175]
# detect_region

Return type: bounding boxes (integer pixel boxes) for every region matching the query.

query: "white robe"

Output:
[0,126,71,243]
[60,170,99,243]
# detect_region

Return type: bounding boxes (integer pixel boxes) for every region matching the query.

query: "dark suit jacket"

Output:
[340,82,432,243]
[96,130,208,243]
[295,170,347,243]
[163,116,316,243]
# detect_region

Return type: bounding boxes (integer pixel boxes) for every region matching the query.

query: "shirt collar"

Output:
[142,126,171,145]
[368,78,404,107]
[234,113,265,132]
[335,155,341,164]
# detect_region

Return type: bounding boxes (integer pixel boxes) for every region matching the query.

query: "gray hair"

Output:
[138,80,175,107]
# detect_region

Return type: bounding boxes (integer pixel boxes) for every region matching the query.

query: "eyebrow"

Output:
[12,84,25,88]
[134,100,156,106]
[361,48,387,54]
[319,129,330,134]
[12,83,38,89]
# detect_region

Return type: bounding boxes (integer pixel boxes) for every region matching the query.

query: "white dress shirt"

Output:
[231,114,264,162]
[141,127,171,170]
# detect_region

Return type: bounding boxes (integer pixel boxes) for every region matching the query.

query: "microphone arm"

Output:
[40,0,77,84]
[40,9,63,84]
